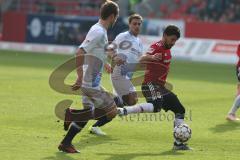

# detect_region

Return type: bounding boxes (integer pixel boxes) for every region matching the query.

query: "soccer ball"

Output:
[173,123,192,143]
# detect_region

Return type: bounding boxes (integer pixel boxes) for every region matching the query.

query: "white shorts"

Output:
[82,95,94,109]
[111,66,136,97]
[81,86,114,109]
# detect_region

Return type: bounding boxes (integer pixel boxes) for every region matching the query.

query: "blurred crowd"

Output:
[2,0,239,22]
[130,0,240,22]
[7,0,105,16]
[0,0,239,43]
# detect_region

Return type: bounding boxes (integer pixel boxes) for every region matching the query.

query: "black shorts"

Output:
[141,82,185,114]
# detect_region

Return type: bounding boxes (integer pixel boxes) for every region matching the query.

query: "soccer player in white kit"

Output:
[88,14,155,135]
[111,14,144,107]
[58,1,120,153]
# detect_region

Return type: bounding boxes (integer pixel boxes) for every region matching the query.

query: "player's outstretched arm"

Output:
[139,53,162,63]
[72,48,85,91]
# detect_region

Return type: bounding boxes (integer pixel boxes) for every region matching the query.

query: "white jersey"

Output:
[111,31,143,97]
[79,22,108,89]
[114,31,143,64]
[111,31,143,79]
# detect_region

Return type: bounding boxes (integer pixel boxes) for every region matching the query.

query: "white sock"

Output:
[125,103,154,114]
[228,95,240,115]
[174,139,182,145]
[174,119,184,145]
[174,118,184,128]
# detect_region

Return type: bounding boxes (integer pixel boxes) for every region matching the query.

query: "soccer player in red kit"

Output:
[118,25,192,150]
[226,44,240,121]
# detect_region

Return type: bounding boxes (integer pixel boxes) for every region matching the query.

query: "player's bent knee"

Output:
[105,106,117,119]
[126,98,138,106]
[122,93,138,106]
[174,107,185,120]
[171,104,185,115]
[166,93,185,115]
[93,105,117,120]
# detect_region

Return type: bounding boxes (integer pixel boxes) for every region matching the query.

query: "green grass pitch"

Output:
[0,50,240,160]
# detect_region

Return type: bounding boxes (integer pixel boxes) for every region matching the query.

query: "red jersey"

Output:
[143,41,172,85]
[236,44,240,67]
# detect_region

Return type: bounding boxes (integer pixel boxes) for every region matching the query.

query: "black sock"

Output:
[92,116,112,127]
[62,121,88,145]
[114,96,124,108]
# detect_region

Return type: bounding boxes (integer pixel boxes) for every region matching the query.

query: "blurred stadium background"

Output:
[0,0,239,63]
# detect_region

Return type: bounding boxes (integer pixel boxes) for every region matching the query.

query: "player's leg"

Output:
[161,91,192,150]
[92,93,118,131]
[63,87,116,122]
[113,87,140,113]
[113,92,139,114]
[161,92,185,127]
[140,83,191,150]
[80,96,108,136]
[118,83,161,116]
[89,116,111,136]
[118,83,184,117]
[59,87,117,153]
[111,63,143,107]
[63,97,93,131]
[226,93,240,121]
[226,67,240,121]
[112,72,138,106]
[122,92,138,106]
[59,95,93,153]
[90,93,138,133]
[58,120,88,153]
[140,83,186,127]
[59,106,117,153]
[87,86,118,135]
[91,73,141,130]
[111,73,154,115]
[117,102,155,116]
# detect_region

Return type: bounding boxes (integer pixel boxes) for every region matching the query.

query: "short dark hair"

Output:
[100,1,119,20]
[163,25,180,39]
[128,14,143,23]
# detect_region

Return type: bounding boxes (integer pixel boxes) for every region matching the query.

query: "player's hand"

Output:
[71,78,82,91]
[152,53,162,61]
[113,56,126,66]
[104,63,113,74]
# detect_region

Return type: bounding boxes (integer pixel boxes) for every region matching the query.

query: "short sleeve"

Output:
[79,30,104,53]
[108,33,125,52]
[112,33,125,46]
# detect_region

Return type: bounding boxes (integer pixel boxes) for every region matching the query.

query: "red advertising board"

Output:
[212,43,238,54]
[185,21,240,41]
[2,11,27,42]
